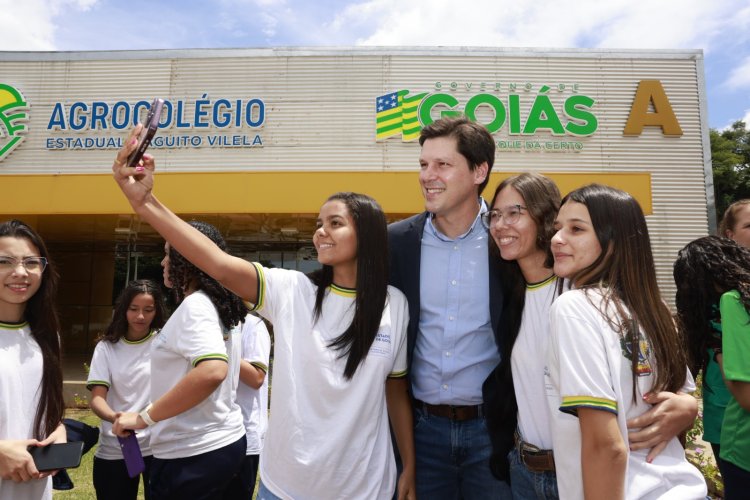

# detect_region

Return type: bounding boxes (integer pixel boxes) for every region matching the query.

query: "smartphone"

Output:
[28,442,84,471]
[117,433,146,478]
[127,97,164,168]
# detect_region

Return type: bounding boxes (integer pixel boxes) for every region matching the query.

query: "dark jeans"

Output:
[719,458,750,500]
[223,454,259,499]
[149,436,247,500]
[93,455,153,500]
[413,406,512,499]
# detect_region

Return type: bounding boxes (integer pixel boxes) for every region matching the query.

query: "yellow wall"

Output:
[0,171,652,215]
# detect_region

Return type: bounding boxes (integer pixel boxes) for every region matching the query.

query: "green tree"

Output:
[711,120,750,222]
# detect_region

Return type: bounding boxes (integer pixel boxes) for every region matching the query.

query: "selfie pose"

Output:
[0,219,66,500]
[113,220,248,500]
[546,184,706,499]
[87,279,167,500]
[111,125,416,500]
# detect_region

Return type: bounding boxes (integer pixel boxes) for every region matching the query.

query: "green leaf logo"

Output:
[0,84,29,161]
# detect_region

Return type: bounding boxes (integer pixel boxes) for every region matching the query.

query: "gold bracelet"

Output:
[113,158,124,167]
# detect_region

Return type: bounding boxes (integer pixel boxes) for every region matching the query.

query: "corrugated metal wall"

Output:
[0,47,710,301]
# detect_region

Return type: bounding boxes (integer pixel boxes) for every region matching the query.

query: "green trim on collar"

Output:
[0,320,29,330]
[330,283,356,298]
[123,330,155,345]
[526,274,557,290]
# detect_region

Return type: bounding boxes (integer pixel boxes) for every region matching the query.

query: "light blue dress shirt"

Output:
[412,200,500,405]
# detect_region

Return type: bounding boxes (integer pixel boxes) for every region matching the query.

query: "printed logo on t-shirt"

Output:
[369,327,393,358]
[619,330,653,377]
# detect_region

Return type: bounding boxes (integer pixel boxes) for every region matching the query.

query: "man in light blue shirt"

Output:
[388,116,510,499]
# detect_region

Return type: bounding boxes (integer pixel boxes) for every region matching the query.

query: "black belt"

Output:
[514,431,555,472]
[414,399,482,421]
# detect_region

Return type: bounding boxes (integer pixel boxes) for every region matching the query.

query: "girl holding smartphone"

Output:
[0,219,66,500]
[111,125,416,500]
[87,279,167,500]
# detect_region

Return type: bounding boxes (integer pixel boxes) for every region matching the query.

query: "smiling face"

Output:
[552,201,603,285]
[490,186,546,270]
[419,136,487,221]
[0,236,44,321]
[126,292,156,340]
[313,200,358,273]
[726,203,750,249]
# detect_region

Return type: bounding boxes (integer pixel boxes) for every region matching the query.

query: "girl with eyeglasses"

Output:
[482,176,700,499]
[0,219,66,500]
[87,279,167,500]
[482,173,563,498]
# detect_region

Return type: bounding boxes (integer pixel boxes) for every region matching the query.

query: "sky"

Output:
[1,0,749,130]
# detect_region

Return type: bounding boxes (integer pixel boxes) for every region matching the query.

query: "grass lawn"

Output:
[53,408,145,500]
[53,408,259,499]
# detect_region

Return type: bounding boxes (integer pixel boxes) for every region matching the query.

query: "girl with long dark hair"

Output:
[0,219,65,499]
[113,221,249,499]
[110,125,415,500]
[674,235,750,498]
[87,279,167,499]
[546,184,705,499]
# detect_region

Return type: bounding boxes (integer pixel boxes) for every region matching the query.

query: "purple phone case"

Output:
[117,433,145,478]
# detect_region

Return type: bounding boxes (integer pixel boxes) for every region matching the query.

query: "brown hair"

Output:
[562,185,687,397]
[719,199,750,239]
[489,172,561,268]
[419,116,495,195]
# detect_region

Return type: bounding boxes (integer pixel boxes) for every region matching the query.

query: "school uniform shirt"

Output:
[511,275,558,449]
[0,321,51,500]
[237,314,271,456]
[149,291,245,459]
[87,332,155,459]
[545,290,707,499]
[249,265,408,500]
[718,290,750,472]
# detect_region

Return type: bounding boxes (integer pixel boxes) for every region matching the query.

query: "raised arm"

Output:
[112,126,258,302]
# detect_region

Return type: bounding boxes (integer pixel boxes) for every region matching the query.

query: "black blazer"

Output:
[387,211,516,481]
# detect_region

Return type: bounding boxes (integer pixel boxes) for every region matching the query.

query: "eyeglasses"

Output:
[481,205,527,229]
[0,256,48,273]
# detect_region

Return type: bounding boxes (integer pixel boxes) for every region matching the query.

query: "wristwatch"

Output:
[139,403,157,426]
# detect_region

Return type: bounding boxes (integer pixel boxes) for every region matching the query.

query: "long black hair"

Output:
[100,279,167,343]
[674,235,750,374]
[0,219,64,439]
[563,184,686,396]
[309,192,388,380]
[168,221,246,331]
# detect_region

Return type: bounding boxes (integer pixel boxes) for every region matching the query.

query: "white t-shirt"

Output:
[249,265,408,500]
[511,275,558,449]
[545,290,706,499]
[87,332,155,459]
[149,291,245,459]
[237,314,271,455]
[0,321,51,500]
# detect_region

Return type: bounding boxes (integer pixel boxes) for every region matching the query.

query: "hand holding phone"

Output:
[117,433,145,478]
[27,442,84,472]
[127,98,164,168]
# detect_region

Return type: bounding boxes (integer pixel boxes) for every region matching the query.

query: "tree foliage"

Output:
[711,120,750,222]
